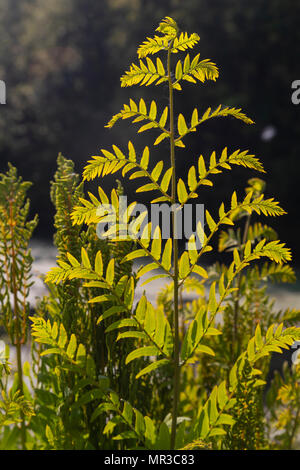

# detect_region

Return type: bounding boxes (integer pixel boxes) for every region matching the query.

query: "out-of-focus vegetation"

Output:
[0,0,299,260]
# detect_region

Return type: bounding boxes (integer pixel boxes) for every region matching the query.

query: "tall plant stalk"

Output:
[233,213,251,356]
[9,201,26,449]
[167,45,180,450]
[0,165,37,449]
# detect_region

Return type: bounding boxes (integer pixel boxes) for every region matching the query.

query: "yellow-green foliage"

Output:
[43,16,300,449]
[1,16,300,451]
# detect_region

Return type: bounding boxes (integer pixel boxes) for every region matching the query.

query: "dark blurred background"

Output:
[0,0,300,263]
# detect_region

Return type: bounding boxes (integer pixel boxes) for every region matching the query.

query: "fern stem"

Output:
[233,213,251,357]
[9,199,26,449]
[168,46,180,450]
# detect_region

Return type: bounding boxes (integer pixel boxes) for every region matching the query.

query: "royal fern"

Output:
[27,16,300,450]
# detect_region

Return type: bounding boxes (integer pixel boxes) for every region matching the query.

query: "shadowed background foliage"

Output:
[0,0,299,260]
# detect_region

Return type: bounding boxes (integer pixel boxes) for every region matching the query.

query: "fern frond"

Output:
[247,222,277,243]
[171,32,200,53]
[240,194,287,218]
[47,250,173,369]
[156,16,179,38]
[179,193,288,289]
[105,98,169,137]
[70,186,117,225]
[30,316,88,365]
[225,148,264,170]
[194,324,300,442]
[245,323,300,364]
[218,223,277,253]
[282,309,300,325]
[250,239,291,264]
[120,58,168,88]
[82,143,172,200]
[174,55,219,89]
[70,203,99,226]
[50,153,84,259]
[72,194,174,278]
[218,228,238,253]
[202,105,254,125]
[109,295,174,368]
[94,391,165,449]
[174,106,254,145]
[193,381,235,441]
[251,262,296,284]
[0,164,38,345]
[180,148,264,204]
[137,35,169,58]
[29,314,110,420]
[0,390,34,427]
[137,22,199,57]
[46,252,136,320]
